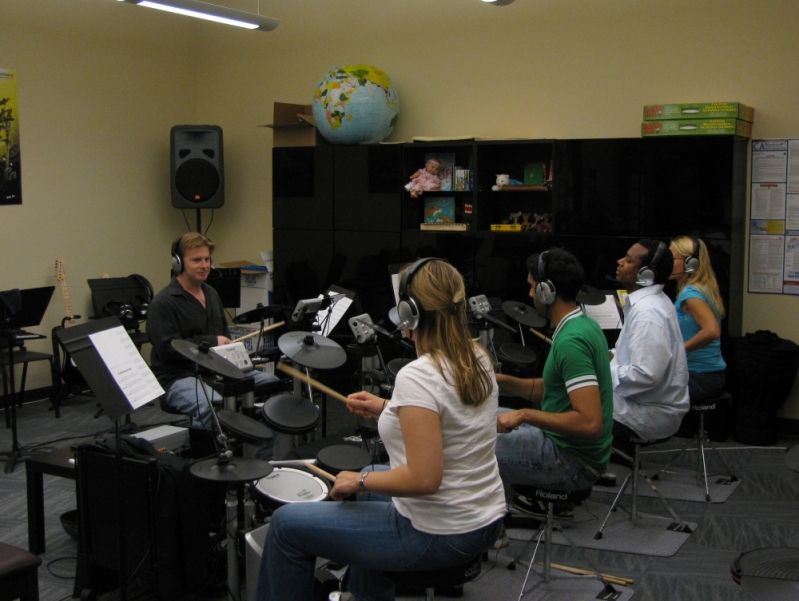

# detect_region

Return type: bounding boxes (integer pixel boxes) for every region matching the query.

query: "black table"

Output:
[26,446,76,554]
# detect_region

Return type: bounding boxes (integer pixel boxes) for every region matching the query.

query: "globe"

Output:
[312,64,399,144]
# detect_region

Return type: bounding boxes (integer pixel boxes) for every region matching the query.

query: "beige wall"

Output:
[4,0,799,417]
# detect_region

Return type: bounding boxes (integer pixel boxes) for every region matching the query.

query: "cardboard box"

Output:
[262,102,328,147]
[641,118,752,138]
[643,102,754,122]
[218,252,274,316]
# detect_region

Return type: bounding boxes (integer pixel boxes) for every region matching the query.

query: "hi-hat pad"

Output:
[233,304,284,324]
[502,301,546,328]
[277,331,346,370]
[190,456,273,482]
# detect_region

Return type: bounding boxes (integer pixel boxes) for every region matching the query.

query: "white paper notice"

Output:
[751,183,787,220]
[583,295,622,330]
[89,326,164,410]
[749,235,785,293]
[783,236,799,295]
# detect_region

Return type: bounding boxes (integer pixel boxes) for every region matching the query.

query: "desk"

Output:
[26,447,76,554]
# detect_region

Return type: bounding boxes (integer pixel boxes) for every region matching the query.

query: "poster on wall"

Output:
[749,139,799,294]
[0,68,21,205]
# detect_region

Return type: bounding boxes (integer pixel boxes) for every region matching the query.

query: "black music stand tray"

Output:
[57,316,164,601]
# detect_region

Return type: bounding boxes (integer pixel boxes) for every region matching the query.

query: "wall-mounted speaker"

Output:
[170,125,224,209]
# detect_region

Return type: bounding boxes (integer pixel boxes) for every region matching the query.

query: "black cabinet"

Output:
[334,145,403,232]
[273,136,747,337]
[272,146,334,230]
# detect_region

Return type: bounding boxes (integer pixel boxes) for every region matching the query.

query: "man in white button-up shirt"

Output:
[610,239,689,443]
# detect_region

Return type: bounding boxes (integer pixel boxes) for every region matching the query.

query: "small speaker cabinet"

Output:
[170,125,224,208]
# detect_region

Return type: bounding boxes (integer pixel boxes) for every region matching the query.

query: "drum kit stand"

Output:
[468,285,608,376]
[169,301,358,601]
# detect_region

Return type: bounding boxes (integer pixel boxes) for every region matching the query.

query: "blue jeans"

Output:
[688,370,726,404]
[164,370,279,458]
[256,466,503,601]
[494,408,598,494]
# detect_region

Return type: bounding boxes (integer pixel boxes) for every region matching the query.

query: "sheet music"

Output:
[583,295,623,330]
[89,326,164,410]
[316,295,353,336]
[391,273,401,305]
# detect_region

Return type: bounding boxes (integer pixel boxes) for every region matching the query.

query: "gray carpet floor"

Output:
[1,392,798,601]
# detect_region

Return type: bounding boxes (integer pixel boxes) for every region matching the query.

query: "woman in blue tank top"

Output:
[669,236,726,402]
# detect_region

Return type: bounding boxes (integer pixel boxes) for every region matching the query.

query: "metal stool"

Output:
[386,554,482,601]
[0,541,41,601]
[656,391,738,502]
[595,435,693,540]
[507,485,618,597]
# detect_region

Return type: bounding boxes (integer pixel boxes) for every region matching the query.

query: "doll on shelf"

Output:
[405,158,441,197]
[535,212,552,232]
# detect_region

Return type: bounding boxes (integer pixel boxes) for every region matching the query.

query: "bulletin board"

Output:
[748,139,799,294]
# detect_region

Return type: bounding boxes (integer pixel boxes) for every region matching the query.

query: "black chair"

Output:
[0,338,57,422]
[595,435,693,540]
[386,554,482,601]
[0,541,41,601]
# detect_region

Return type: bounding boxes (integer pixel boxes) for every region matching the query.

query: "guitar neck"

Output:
[60,280,76,327]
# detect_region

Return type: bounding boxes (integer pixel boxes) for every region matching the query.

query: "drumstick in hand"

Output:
[276,362,349,405]
[231,320,285,343]
[529,328,553,345]
[303,462,337,482]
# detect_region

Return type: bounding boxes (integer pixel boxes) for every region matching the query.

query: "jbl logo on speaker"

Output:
[170,125,224,209]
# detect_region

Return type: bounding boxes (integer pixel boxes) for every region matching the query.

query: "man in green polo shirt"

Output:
[495,248,613,518]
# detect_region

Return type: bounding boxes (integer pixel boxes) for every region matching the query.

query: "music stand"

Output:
[0,286,55,473]
[57,317,165,601]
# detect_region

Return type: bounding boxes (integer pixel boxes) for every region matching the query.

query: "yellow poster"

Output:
[0,68,21,205]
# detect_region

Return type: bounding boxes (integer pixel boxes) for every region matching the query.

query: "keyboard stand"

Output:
[1,330,45,474]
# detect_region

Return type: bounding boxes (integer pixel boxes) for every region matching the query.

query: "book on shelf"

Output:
[454,168,472,191]
[490,223,524,231]
[423,197,456,225]
[425,152,455,192]
[419,223,469,231]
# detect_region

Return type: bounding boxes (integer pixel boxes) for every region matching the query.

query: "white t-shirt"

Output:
[378,349,506,535]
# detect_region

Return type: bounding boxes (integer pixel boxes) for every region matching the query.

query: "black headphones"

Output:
[171,236,185,276]
[636,241,667,287]
[103,300,138,329]
[684,237,700,274]
[397,257,440,331]
[534,251,557,305]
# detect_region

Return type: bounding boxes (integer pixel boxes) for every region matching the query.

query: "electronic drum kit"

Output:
[173,286,611,598]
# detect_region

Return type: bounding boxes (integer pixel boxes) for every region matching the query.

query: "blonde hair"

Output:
[671,236,725,320]
[178,232,215,257]
[404,260,493,407]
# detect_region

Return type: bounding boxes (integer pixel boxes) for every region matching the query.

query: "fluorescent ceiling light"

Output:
[117,0,280,31]
[481,0,516,5]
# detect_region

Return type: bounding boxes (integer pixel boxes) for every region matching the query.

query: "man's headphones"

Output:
[534,251,557,305]
[171,237,184,276]
[397,257,440,331]
[636,241,667,287]
[103,300,139,330]
[684,237,700,274]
